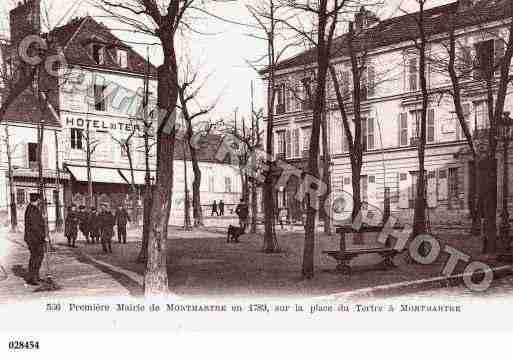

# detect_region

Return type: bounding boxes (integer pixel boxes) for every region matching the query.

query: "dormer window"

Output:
[116,49,128,68]
[92,44,105,65]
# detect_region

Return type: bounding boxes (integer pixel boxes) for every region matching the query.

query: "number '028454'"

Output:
[8,341,40,350]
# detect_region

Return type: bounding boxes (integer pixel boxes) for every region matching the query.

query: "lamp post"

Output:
[499,111,513,255]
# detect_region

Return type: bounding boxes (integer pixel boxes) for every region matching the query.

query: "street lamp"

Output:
[498,111,513,254]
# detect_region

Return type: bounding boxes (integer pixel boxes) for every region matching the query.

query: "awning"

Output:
[66,165,127,184]
[118,169,156,185]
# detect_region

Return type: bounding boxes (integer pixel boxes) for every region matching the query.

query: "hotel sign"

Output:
[65,116,154,135]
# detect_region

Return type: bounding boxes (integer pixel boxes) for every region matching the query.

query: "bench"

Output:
[323,225,403,274]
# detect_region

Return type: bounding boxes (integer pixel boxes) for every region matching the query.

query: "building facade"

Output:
[262,0,513,225]
[0,0,241,228]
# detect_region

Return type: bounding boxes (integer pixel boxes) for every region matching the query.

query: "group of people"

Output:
[65,204,131,253]
[211,200,225,216]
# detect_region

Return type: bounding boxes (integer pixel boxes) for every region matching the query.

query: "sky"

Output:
[0,0,454,122]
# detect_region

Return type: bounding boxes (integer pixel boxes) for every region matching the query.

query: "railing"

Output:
[275,103,286,115]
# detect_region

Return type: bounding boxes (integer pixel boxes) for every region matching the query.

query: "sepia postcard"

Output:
[1,0,512,356]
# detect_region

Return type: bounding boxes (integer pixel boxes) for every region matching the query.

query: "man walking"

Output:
[219,200,225,216]
[24,194,46,285]
[78,205,90,244]
[211,200,218,216]
[99,204,115,253]
[89,207,100,244]
[114,204,130,244]
[235,198,249,230]
[65,204,79,247]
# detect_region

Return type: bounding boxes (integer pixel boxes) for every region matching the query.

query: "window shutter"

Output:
[42,143,49,169]
[367,65,375,97]
[438,169,448,200]
[427,109,435,143]
[399,172,409,209]
[367,118,374,150]
[427,170,438,208]
[285,130,291,158]
[399,113,408,147]
[23,142,29,168]
[495,38,505,76]
[408,58,417,91]
[362,118,367,151]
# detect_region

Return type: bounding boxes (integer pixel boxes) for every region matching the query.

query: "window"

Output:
[28,142,38,165]
[474,39,493,79]
[360,65,375,100]
[70,128,83,150]
[94,84,107,111]
[301,77,312,110]
[116,49,128,68]
[408,57,418,91]
[449,167,459,199]
[225,177,232,193]
[409,171,418,209]
[340,70,351,100]
[456,104,471,140]
[285,130,291,158]
[427,109,435,143]
[292,128,300,157]
[399,113,408,146]
[474,101,489,130]
[362,117,374,150]
[360,175,368,203]
[92,44,105,65]
[209,176,215,192]
[274,84,286,114]
[16,188,25,205]
[302,127,311,154]
[276,130,286,158]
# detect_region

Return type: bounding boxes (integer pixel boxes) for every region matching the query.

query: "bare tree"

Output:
[175,55,218,228]
[247,0,292,253]
[280,0,348,278]
[96,0,218,295]
[1,123,19,232]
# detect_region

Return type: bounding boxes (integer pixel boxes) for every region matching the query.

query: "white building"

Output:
[261,0,513,225]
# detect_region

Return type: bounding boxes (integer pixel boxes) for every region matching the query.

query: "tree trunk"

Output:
[190,147,204,227]
[37,119,50,242]
[320,111,332,235]
[86,122,93,208]
[4,125,18,232]
[250,179,257,234]
[54,130,63,232]
[144,55,177,296]
[183,143,192,231]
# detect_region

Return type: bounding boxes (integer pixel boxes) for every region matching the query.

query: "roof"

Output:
[260,0,511,74]
[174,133,232,164]
[1,16,157,127]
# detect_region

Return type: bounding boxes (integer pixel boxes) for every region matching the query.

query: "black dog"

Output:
[227,225,245,243]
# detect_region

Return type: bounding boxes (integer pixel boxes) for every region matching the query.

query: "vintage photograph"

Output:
[0,0,513,346]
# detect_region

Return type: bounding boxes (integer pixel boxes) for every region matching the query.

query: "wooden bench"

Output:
[323,225,403,274]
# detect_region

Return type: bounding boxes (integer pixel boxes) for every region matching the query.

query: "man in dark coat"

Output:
[78,205,90,244]
[219,200,225,216]
[24,194,46,285]
[65,204,79,247]
[235,198,249,230]
[114,204,131,244]
[99,204,115,253]
[211,200,218,216]
[88,207,100,244]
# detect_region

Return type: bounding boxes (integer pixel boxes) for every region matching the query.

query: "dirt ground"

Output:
[77,225,501,298]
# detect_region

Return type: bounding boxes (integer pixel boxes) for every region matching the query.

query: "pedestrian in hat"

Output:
[23,194,46,285]
[115,204,131,244]
[99,204,115,253]
[88,207,100,244]
[235,198,249,230]
[65,204,79,247]
[78,205,91,244]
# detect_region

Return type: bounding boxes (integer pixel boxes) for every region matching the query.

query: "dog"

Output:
[227,225,245,243]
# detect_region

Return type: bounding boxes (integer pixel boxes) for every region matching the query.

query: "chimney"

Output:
[354,6,379,32]
[9,0,41,45]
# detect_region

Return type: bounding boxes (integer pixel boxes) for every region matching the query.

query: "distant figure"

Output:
[115,204,131,244]
[78,205,90,244]
[211,200,219,216]
[278,207,288,230]
[235,198,249,230]
[24,194,46,285]
[219,200,225,216]
[99,204,115,253]
[88,207,100,244]
[65,204,79,247]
